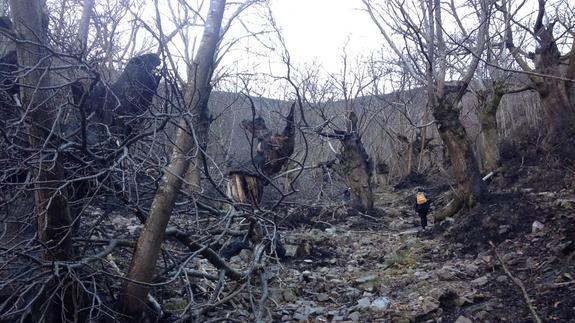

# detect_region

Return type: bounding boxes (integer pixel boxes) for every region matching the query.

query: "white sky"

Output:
[269,0,382,72]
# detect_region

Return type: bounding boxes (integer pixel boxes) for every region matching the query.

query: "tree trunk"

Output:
[336,112,373,212]
[10,1,79,321]
[478,87,504,172]
[433,87,487,221]
[10,0,74,262]
[121,0,226,318]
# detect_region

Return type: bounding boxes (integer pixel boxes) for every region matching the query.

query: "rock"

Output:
[357,297,371,309]
[283,289,297,302]
[463,263,479,275]
[317,293,330,302]
[421,298,439,314]
[435,266,456,281]
[284,244,299,258]
[348,312,361,321]
[454,315,473,323]
[281,315,291,321]
[554,198,575,209]
[355,273,377,283]
[371,297,390,310]
[414,271,430,280]
[314,306,326,315]
[292,312,308,321]
[498,225,510,235]
[496,275,508,283]
[532,221,545,233]
[471,275,489,286]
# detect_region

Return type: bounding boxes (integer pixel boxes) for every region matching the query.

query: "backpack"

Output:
[416,192,427,205]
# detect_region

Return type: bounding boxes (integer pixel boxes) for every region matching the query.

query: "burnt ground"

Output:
[77,139,574,322]
[254,148,575,322]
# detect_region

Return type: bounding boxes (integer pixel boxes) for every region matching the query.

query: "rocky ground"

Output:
[86,142,575,323]
[257,158,575,322]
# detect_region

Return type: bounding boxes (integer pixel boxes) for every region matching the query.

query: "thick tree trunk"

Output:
[433,88,487,221]
[335,112,373,212]
[10,0,74,262]
[478,87,504,172]
[10,1,79,322]
[121,0,226,318]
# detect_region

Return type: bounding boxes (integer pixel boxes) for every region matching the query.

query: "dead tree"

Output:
[228,103,296,207]
[502,0,575,151]
[332,111,374,212]
[363,0,490,219]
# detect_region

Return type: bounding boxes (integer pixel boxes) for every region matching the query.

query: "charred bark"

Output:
[334,111,374,212]
[504,0,575,147]
[433,85,487,221]
[477,84,505,172]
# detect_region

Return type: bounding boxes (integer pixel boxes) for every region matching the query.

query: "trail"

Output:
[266,185,575,322]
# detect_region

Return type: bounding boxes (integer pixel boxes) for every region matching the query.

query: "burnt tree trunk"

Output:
[433,85,487,221]
[335,112,373,212]
[10,1,79,321]
[121,0,226,318]
[477,85,505,172]
[505,0,575,148]
[10,0,74,262]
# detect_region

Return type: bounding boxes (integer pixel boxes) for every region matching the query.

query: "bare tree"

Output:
[502,0,575,151]
[121,0,227,317]
[363,0,490,219]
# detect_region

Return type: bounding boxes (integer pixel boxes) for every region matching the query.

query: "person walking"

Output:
[414,188,431,230]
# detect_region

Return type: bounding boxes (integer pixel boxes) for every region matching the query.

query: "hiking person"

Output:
[414,188,431,230]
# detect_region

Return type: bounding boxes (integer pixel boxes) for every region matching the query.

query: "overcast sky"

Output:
[269,0,382,72]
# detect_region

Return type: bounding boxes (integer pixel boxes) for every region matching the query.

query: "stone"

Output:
[471,275,489,286]
[421,298,439,314]
[371,297,390,310]
[348,312,361,321]
[284,244,299,258]
[454,315,473,323]
[498,225,511,235]
[357,297,371,309]
[532,221,545,233]
[496,275,508,283]
[414,271,430,280]
[292,312,308,321]
[435,266,456,281]
[355,273,377,283]
[463,263,479,274]
[554,198,575,209]
[283,289,296,302]
[317,293,330,302]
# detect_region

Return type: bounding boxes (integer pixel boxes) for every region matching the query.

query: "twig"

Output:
[490,241,542,323]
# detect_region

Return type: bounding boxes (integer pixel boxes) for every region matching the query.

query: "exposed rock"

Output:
[421,298,440,314]
[348,311,361,321]
[357,297,371,309]
[317,293,330,302]
[554,198,575,209]
[371,297,391,311]
[454,315,473,323]
[471,275,489,286]
[355,273,377,283]
[435,266,457,280]
[532,220,545,233]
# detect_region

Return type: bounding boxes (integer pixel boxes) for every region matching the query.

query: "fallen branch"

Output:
[490,241,542,323]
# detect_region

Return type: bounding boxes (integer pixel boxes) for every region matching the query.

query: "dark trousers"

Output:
[417,210,428,229]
